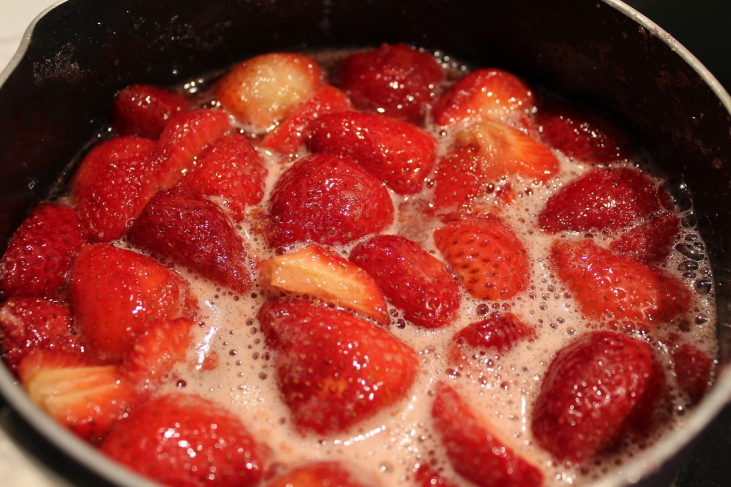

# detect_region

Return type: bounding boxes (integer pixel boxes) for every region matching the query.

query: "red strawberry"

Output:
[128,186,251,293]
[261,84,353,156]
[434,218,530,301]
[100,393,266,487]
[432,384,544,487]
[257,299,418,434]
[532,331,667,462]
[265,462,377,487]
[70,243,195,362]
[536,102,633,162]
[307,111,437,194]
[539,168,663,233]
[610,212,680,264]
[449,313,536,365]
[431,68,535,128]
[267,154,394,247]
[672,344,713,405]
[0,297,81,373]
[111,84,189,139]
[337,43,444,124]
[179,133,267,222]
[349,234,460,328]
[0,203,88,298]
[413,463,460,487]
[550,239,690,327]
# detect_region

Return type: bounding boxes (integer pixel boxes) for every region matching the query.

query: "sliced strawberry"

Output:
[70,244,196,362]
[337,43,444,124]
[111,84,189,139]
[349,234,460,328]
[449,313,536,365]
[432,384,544,487]
[610,212,680,264]
[0,203,88,298]
[178,133,267,222]
[532,331,667,462]
[672,344,713,405]
[536,102,633,162]
[261,84,353,156]
[413,463,460,487]
[100,393,266,487]
[267,154,394,247]
[550,239,690,327]
[20,350,141,443]
[258,299,418,434]
[431,68,536,128]
[539,168,663,234]
[434,218,530,301]
[307,111,438,194]
[264,462,376,487]
[259,244,388,325]
[216,52,323,132]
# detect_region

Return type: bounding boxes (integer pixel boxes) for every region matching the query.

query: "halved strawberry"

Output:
[449,313,536,365]
[264,462,377,487]
[432,384,544,487]
[258,299,418,434]
[111,84,189,139]
[261,84,353,156]
[259,244,388,325]
[0,203,88,298]
[337,43,444,124]
[216,52,323,132]
[532,331,667,462]
[349,234,460,328]
[70,244,196,362]
[434,218,530,301]
[100,393,266,487]
[610,212,680,264]
[178,133,267,222]
[672,344,713,405]
[307,111,438,194]
[550,239,690,327]
[267,154,394,247]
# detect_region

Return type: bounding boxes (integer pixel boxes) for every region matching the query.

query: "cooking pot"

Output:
[0,0,729,485]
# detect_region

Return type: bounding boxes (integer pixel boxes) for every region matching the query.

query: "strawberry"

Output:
[432,384,544,487]
[672,344,713,405]
[267,154,394,247]
[19,349,141,443]
[0,203,88,298]
[413,463,460,487]
[128,186,251,293]
[610,212,680,264]
[349,234,460,328]
[336,43,444,124]
[259,244,388,325]
[70,243,195,362]
[178,133,267,222]
[449,313,536,364]
[538,168,663,234]
[261,84,353,156]
[264,462,376,487]
[100,393,266,487]
[111,84,189,139]
[532,331,667,462]
[431,68,536,128]
[307,111,437,194]
[216,52,323,132]
[536,102,633,162]
[550,239,690,327]
[257,299,418,434]
[434,218,530,301]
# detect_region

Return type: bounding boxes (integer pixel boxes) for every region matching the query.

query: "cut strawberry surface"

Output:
[264,462,377,487]
[128,186,251,293]
[307,111,438,194]
[111,84,189,139]
[267,154,394,246]
[450,313,536,364]
[349,234,460,328]
[672,343,713,405]
[434,218,530,301]
[0,203,88,298]
[258,299,418,434]
[610,212,680,264]
[432,384,544,487]
[100,393,266,487]
[337,43,444,124]
[413,463,460,487]
[259,244,388,325]
[532,331,667,462]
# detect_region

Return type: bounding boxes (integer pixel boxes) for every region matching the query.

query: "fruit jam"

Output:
[0,44,718,487]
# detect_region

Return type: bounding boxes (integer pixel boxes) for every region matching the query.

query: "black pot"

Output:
[0,0,729,485]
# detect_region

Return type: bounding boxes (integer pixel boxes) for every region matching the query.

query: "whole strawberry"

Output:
[111,84,189,139]
[610,212,680,264]
[532,331,667,462]
[672,343,713,405]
